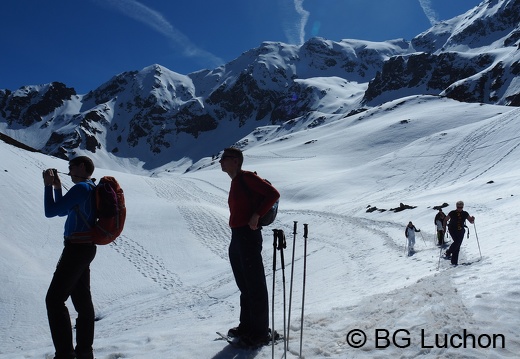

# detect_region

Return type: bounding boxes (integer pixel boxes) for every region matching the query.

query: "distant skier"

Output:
[405,221,420,255]
[434,208,446,246]
[443,201,475,266]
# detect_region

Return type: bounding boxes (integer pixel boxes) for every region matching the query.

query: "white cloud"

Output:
[280,0,310,45]
[418,0,439,26]
[93,0,223,68]
[294,0,310,45]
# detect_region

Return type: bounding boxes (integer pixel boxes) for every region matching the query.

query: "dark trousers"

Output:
[437,230,445,245]
[447,229,464,265]
[46,243,97,359]
[229,226,269,339]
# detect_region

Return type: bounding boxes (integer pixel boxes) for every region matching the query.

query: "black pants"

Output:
[437,230,445,245]
[46,243,97,359]
[447,229,464,265]
[229,226,269,339]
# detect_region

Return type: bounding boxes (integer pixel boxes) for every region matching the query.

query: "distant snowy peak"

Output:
[365,0,519,106]
[227,37,414,86]
[412,0,520,52]
[82,64,195,106]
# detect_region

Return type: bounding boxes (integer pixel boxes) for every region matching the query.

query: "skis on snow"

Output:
[214,331,284,350]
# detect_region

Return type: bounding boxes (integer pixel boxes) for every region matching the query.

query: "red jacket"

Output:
[228,170,280,228]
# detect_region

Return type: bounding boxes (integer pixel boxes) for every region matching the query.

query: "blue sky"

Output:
[1,0,483,94]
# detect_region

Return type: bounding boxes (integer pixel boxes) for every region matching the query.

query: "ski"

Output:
[439,257,484,270]
[215,331,239,345]
[215,331,284,349]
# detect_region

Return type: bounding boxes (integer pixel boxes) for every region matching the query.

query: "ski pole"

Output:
[420,231,427,247]
[287,221,297,349]
[300,224,308,358]
[473,222,482,260]
[436,244,443,271]
[272,229,277,359]
[277,230,288,358]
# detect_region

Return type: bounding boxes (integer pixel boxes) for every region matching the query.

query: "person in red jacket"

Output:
[220,147,280,348]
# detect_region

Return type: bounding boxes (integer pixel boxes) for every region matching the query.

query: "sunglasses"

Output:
[68,162,84,171]
[221,156,238,160]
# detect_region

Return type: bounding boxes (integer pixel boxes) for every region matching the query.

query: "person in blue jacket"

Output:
[43,156,97,359]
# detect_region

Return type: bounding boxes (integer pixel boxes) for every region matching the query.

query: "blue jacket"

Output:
[44,180,96,239]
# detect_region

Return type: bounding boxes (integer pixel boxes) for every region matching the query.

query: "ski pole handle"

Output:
[303,223,308,238]
[293,221,298,235]
[277,229,286,250]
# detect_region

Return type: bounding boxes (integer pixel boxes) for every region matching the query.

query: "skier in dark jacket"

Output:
[43,156,97,359]
[443,201,475,266]
[220,147,280,348]
[434,209,446,246]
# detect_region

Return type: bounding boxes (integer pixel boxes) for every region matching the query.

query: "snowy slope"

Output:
[1,97,520,358]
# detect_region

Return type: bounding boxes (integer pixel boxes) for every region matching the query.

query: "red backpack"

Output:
[70,176,126,245]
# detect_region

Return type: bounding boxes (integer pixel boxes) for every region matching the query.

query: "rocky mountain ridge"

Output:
[0,0,518,171]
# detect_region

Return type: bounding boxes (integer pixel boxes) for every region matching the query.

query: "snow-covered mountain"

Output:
[366,0,520,106]
[0,0,518,173]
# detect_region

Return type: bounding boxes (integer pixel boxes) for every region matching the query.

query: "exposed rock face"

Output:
[364,0,520,106]
[1,82,76,127]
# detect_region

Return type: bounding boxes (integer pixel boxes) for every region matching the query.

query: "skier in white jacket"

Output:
[405,221,420,255]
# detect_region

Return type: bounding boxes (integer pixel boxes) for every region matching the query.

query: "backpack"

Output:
[70,176,126,245]
[240,172,279,227]
[259,196,279,226]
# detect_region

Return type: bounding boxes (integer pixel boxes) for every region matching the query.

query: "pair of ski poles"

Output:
[272,222,308,359]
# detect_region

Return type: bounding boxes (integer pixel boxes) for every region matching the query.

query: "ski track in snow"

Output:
[257,208,492,358]
[296,271,482,358]
[266,210,491,358]
[91,176,238,338]
[426,110,520,186]
[144,177,231,260]
[98,232,222,333]
[110,234,185,292]
[375,110,520,200]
